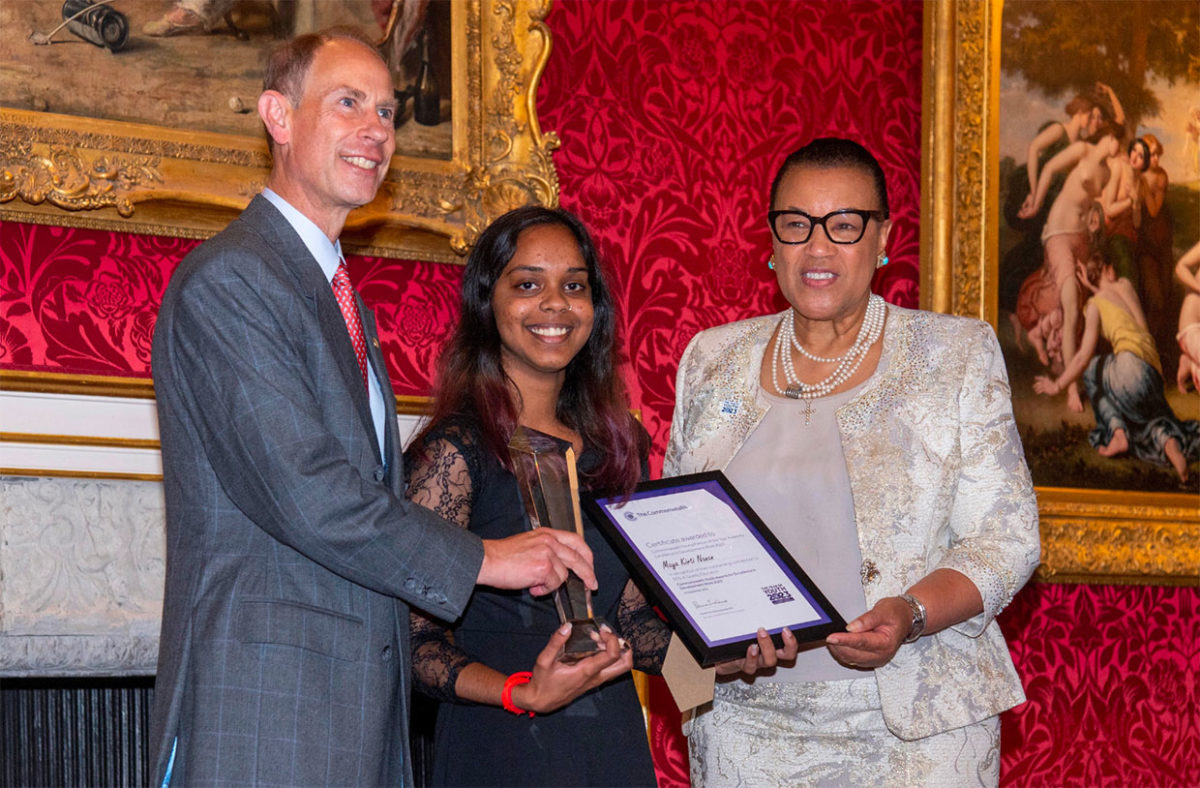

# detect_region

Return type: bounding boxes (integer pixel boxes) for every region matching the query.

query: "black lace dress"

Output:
[405,418,670,787]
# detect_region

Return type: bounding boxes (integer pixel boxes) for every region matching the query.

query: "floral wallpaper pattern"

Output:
[998,583,1198,787]
[1,222,190,375]
[1,1,1195,785]
[538,0,923,473]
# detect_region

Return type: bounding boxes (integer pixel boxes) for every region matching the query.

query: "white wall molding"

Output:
[0,389,427,480]
[1,390,164,478]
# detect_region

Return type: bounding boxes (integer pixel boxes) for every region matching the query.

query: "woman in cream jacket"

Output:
[665,138,1040,786]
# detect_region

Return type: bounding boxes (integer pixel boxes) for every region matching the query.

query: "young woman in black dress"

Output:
[405,206,670,787]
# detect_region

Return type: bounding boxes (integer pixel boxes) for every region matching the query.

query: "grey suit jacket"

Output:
[150,195,484,785]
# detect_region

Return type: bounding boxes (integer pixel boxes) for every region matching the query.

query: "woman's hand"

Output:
[1017,194,1040,219]
[510,622,632,714]
[825,597,911,669]
[1075,260,1099,294]
[1033,375,1061,396]
[713,628,797,677]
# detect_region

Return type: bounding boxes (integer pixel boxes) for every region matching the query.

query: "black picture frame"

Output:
[582,471,846,667]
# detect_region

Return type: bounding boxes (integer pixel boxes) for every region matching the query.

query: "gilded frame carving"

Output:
[0,0,559,263]
[919,1,1198,586]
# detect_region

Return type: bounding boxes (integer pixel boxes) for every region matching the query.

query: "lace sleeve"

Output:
[613,418,669,674]
[405,433,475,528]
[616,579,671,675]
[406,432,479,701]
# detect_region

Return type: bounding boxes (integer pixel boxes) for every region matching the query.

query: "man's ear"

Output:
[258,90,292,147]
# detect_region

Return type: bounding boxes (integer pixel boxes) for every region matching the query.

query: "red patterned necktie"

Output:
[332,259,369,390]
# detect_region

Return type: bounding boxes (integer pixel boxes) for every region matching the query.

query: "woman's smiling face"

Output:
[492,223,595,388]
[770,164,892,328]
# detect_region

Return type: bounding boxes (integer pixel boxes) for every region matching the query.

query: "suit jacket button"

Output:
[381,645,392,662]
[374,467,386,482]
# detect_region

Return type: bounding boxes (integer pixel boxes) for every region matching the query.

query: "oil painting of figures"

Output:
[997,0,1200,493]
[0,0,452,158]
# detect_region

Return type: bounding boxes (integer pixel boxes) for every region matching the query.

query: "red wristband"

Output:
[501,671,535,717]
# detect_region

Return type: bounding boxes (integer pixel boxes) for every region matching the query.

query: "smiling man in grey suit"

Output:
[149,30,597,786]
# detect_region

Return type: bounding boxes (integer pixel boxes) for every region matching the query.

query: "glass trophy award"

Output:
[508,426,606,661]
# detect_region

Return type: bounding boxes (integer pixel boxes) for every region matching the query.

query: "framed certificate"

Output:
[582,471,846,667]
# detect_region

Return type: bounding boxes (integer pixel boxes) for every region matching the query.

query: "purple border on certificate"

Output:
[593,478,834,649]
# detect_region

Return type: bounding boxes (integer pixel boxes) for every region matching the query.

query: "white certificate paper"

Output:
[586,473,842,662]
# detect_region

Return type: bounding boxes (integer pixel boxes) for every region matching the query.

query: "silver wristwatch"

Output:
[899,593,927,643]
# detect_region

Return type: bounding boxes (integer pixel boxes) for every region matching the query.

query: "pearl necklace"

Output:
[770,294,886,423]
[792,324,856,363]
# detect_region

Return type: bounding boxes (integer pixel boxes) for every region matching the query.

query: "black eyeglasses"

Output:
[768,209,887,245]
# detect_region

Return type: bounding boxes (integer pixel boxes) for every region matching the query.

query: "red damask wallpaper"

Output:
[538,0,923,470]
[1,1,1196,785]
[0,221,464,394]
[998,583,1198,787]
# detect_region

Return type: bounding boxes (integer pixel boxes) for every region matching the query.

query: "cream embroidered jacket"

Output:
[664,305,1040,740]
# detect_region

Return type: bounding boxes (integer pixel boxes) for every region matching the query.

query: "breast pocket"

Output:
[234,597,365,662]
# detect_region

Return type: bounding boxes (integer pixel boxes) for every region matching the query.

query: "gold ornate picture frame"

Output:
[920,0,1198,586]
[0,0,559,263]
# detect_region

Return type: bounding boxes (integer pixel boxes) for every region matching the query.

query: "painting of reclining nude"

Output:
[997,0,1200,493]
[0,0,451,158]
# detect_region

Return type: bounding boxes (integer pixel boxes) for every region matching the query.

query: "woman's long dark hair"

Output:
[1128,138,1151,173]
[412,206,642,495]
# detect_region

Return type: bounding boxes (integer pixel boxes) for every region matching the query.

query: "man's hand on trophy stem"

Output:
[479,529,598,595]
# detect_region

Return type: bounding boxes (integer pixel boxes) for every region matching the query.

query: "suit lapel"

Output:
[361,306,400,482]
[241,196,378,450]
